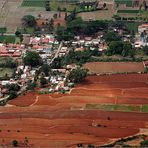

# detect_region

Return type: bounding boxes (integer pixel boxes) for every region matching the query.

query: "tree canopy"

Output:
[23,51,42,67]
[104,32,121,43]
[140,140,148,147]
[107,41,133,57]
[40,64,51,76]
[67,67,88,83]
[22,15,36,27]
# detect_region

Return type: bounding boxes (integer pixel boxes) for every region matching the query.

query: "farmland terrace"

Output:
[0,73,148,147]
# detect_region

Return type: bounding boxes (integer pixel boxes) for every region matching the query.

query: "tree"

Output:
[45,0,51,11]
[8,91,17,100]
[22,15,36,27]
[23,51,42,67]
[53,13,58,19]
[40,77,47,87]
[12,140,18,147]
[24,137,29,146]
[15,31,21,37]
[67,67,88,83]
[143,0,148,10]
[48,18,54,32]
[40,64,51,76]
[0,27,7,36]
[143,46,148,55]
[6,83,20,92]
[104,32,121,43]
[107,41,132,56]
[140,140,148,147]
[26,81,36,90]
[122,42,132,57]
[56,26,74,41]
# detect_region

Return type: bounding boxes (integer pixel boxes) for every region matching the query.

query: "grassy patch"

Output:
[21,0,79,11]
[125,22,142,33]
[0,35,16,43]
[115,0,133,7]
[15,37,21,44]
[17,27,34,34]
[50,1,79,12]
[141,105,148,113]
[0,68,14,78]
[86,104,141,112]
[22,0,46,7]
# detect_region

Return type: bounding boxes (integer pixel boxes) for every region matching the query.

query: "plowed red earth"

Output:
[0,74,148,147]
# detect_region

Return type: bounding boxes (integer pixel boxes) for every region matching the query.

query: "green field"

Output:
[115,0,133,7]
[0,68,14,78]
[21,0,79,11]
[86,104,148,113]
[125,22,142,33]
[22,0,46,7]
[0,35,16,43]
[17,27,34,34]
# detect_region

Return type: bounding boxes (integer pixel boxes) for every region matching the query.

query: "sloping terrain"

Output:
[0,74,148,147]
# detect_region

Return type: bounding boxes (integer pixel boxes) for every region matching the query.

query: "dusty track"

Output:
[0,73,148,147]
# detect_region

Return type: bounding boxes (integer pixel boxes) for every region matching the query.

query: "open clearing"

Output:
[0,73,147,147]
[83,62,145,74]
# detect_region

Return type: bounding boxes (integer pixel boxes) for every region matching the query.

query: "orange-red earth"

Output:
[0,74,148,147]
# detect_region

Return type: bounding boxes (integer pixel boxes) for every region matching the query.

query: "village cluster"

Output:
[0,21,147,103]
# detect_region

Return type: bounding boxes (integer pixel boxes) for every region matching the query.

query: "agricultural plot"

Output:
[115,0,133,7]
[4,73,148,147]
[22,0,46,7]
[86,104,148,113]
[0,35,16,43]
[83,62,144,74]
[21,0,79,11]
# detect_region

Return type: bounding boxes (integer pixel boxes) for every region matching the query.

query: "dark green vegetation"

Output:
[5,83,21,100]
[56,17,108,41]
[22,0,79,12]
[0,35,16,43]
[0,58,17,80]
[12,140,18,147]
[22,0,46,7]
[140,140,148,147]
[115,0,133,7]
[51,49,100,69]
[117,10,140,13]
[22,15,36,28]
[107,41,134,57]
[0,27,7,35]
[23,51,42,67]
[67,67,88,83]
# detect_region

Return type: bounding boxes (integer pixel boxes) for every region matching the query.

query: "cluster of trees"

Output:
[5,83,20,100]
[45,0,50,11]
[104,31,121,43]
[103,31,134,57]
[143,46,148,55]
[67,67,88,83]
[0,58,17,68]
[106,41,134,57]
[23,51,42,67]
[22,15,36,28]
[56,17,108,41]
[140,140,148,147]
[51,49,100,69]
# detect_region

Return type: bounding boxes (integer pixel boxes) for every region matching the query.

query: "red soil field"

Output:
[84,62,144,74]
[0,73,148,147]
